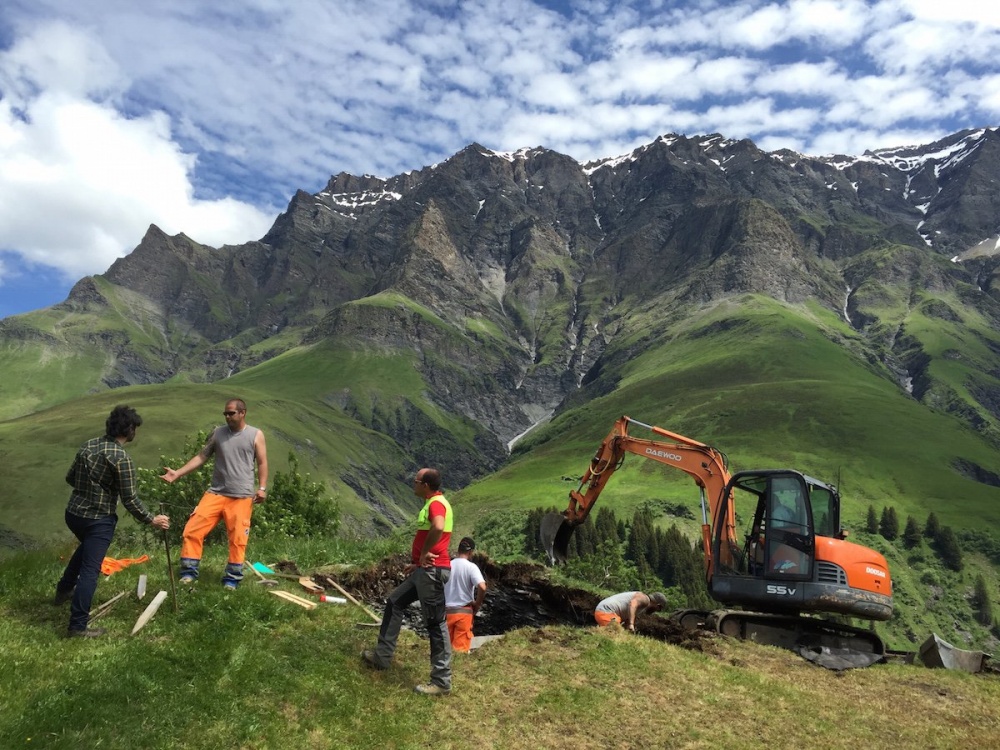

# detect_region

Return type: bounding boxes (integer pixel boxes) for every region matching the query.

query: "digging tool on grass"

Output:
[161,503,178,613]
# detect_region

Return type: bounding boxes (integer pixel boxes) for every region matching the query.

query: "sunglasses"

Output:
[223,410,239,417]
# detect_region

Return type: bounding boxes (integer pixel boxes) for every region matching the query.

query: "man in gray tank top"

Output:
[160,398,269,589]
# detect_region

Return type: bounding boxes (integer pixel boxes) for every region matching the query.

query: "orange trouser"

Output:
[446,608,475,652]
[180,492,254,564]
[594,611,622,627]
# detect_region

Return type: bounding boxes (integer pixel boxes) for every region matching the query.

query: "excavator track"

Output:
[673,608,886,669]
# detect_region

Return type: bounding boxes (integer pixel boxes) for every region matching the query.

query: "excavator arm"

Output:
[542,416,737,578]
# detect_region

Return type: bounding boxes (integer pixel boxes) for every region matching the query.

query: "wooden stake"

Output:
[161,503,178,613]
[89,590,128,619]
[131,591,168,635]
[269,590,318,610]
[137,574,147,600]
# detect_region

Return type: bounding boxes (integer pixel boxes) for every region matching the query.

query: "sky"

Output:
[1,0,999,319]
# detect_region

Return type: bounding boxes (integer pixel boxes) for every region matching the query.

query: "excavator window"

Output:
[764,476,813,578]
[806,484,837,538]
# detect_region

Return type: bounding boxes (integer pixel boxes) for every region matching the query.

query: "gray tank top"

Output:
[201,425,260,498]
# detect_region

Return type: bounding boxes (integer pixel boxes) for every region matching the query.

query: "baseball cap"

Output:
[458,537,475,552]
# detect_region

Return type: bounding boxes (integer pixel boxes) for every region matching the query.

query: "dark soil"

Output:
[301,554,711,651]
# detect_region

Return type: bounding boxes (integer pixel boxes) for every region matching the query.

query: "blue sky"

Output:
[2,0,999,318]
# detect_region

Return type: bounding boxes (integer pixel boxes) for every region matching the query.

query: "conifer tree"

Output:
[626,507,655,568]
[902,516,922,549]
[934,526,963,572]
[879,506,899,541]
[866,505,878,534]
[595,507,620,545]
[924,512,940,539]
[574,516,598,558]
[973,574,994,627]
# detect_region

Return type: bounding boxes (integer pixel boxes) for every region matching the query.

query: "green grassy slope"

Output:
[455,296,1000,530]
[0,335,497,545]
[451,296,1000,650]
[1,539,998,750]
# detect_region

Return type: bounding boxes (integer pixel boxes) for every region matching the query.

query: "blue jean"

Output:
[58,511,117,631]
[374,566,452,689]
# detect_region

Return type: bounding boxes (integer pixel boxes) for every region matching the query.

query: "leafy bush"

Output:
[252,453,341,539]
[136,439,340,546]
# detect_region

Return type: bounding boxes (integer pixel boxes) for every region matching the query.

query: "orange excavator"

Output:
[541,416,894,665]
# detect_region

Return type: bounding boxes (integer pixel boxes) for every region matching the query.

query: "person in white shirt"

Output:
[443,537,487,652]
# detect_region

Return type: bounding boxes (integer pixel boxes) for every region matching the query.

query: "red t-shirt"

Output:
[411,496,452,568]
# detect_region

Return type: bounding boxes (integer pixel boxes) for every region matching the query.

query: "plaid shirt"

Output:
[65,436,154,524]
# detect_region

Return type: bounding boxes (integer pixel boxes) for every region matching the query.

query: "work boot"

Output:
[67,627,107,639]
[414,683,451,697]
[361,650,387,670]
[53,587,75,605]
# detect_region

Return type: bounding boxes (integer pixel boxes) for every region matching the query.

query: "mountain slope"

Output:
[2,129,1000,545]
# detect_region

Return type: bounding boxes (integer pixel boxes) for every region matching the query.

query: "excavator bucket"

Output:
[540,512,576,565]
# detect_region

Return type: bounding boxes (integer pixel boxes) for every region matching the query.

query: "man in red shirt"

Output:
[363,467,453,695]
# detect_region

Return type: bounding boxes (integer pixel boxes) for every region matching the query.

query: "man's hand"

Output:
[254,488,267,505]
[419,551,437,568]
[151,514,170,530]
[159,467,180,484]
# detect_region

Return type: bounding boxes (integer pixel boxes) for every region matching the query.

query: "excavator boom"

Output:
[542,416,733,575]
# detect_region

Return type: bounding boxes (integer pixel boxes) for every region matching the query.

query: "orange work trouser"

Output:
[446,607,475,652]
[180,492,254,564]
[594,611,622,627]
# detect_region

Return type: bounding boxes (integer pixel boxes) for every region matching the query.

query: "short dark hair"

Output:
[227,398,247,412]
[420,468,441,491]
[106,405,142,439]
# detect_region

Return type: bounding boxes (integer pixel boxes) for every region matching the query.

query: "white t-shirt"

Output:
[444,556,486,608]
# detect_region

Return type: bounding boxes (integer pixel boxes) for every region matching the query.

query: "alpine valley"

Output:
[2,129,1000,648]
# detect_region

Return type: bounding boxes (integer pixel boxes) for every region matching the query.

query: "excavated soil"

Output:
[290,554,712,651]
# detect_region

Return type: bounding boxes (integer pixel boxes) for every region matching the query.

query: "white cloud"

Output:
[0,22,274,284]
[1,0,999,303]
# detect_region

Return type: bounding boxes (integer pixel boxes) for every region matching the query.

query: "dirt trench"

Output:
[298,554,711,650]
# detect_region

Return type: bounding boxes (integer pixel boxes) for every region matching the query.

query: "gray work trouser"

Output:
[374,566,452,689]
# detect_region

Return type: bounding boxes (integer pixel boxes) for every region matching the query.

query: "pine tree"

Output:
[924,512,940,539]
[866,505,878,534]
[879,506,899,541]
[973,574,994,627]
[573,516,598,558]
[595,507,620,545]
[626,507,654,568]
[934,526,963,572]
[902,516,922,549]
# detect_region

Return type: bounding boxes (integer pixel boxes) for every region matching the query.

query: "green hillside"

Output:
[3,293,999,652]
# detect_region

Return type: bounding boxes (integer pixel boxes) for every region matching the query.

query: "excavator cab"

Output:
[725,471,817,581]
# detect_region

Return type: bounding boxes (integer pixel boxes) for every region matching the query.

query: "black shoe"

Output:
[67,627,107,638]
[361,649,387,670]
[53,587,75,605]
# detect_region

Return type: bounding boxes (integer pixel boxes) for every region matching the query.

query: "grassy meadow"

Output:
[1,535,998,750]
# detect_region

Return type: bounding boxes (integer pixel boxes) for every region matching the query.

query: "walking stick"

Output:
[161,503,178,613]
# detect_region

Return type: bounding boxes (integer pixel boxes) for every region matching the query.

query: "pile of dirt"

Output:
[305,554,711,650]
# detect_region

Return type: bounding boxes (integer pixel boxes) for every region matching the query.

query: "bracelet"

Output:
[258,487,267,492]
